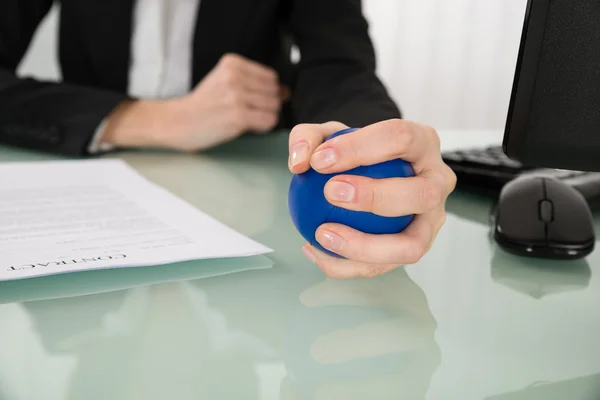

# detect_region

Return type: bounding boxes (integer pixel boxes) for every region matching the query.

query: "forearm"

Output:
[0,68,127,155]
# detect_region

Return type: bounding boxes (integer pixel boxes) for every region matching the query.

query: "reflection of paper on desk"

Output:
[0,159,272,281]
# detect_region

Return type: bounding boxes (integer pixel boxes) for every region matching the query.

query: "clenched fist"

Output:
[102,54,288,151]
[289,120,456,278]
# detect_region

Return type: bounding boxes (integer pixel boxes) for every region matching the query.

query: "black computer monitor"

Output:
[503,0,600,172]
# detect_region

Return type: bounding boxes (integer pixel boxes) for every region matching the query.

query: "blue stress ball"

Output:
[288,128,416,257]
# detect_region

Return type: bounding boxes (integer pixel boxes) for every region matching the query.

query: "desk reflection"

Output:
[281,269,441,400]
[19,289,145,400]
[0,255,272,305]
[3,281,276,400]
[490,246,592,299]
[486,372,600,399]
[1,263,439,399]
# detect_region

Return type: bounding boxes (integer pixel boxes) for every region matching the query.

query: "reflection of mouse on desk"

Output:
[493,175,596,260]
[490,245,591,298]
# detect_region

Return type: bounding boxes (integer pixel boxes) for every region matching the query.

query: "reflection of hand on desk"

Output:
[281,269,440,399]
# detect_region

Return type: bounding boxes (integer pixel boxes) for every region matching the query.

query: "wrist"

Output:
[101,98,190,149]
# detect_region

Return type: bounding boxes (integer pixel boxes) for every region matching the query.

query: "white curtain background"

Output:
[362,0,528,130]
[19,0,529,130]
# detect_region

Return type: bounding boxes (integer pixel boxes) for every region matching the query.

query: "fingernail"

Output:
[290,141,309,167]
[317,230,345,252]
[325,181,355,202]
[302,245,318,263]
[311,148,337,170]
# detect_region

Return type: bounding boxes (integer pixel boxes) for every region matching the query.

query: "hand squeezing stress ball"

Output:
[289,128,416,254]
[287,120,457,279]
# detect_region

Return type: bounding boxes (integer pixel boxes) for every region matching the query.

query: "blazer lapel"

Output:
[192,0,257,84]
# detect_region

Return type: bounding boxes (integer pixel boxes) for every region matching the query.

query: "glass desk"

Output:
[1,130,599,400]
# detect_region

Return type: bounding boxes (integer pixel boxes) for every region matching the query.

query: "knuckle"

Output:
[447,167,458,192]
[322,121,348,131]
[232,108,248,126]
[267,113,279,127]
[359,264,385,279]
[348,242,366,263]
[289,123,318,147]
[262,113,278,130]
[221,53,240,67]
[439,210,448,226]
[404,250,424,265]
[222,69,239,86]
[227,90,244,107]
[319,262,342,278]
[271,97,282,111]
[290,124,310,140]
[421,181,445,209]
[363,268,380,279]
[345,135,361,164]
[344,228,366,256]
[405,241,427,264]
[265,70,278,82]
[323,269,339,279]
[429,126,441,149]
[369,181,388,211]
[388,119,416,153]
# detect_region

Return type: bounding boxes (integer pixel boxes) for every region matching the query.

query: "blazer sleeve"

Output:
[0,0,127,156]
[288,0,402,128]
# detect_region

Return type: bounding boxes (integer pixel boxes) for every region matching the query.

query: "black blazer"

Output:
[0,0,401,156]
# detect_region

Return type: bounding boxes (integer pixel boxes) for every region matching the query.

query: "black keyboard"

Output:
[443,145,600,211]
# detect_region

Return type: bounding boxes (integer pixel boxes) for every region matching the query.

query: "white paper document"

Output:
[0,159,272,281]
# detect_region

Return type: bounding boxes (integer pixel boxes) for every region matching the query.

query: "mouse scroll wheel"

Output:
[539,200,554,222]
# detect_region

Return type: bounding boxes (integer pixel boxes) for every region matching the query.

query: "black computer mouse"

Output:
[493,175,596,259]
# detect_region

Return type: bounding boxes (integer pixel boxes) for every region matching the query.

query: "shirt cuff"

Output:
[87,119,115,154]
